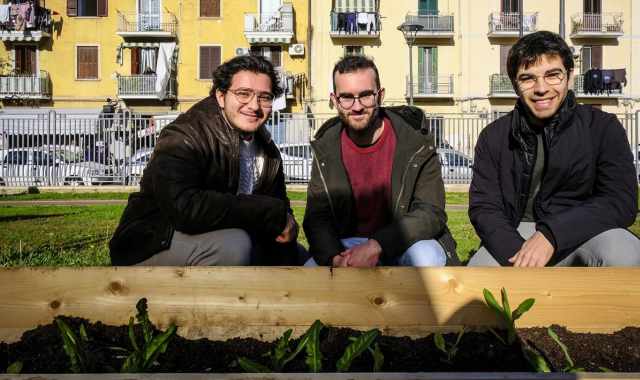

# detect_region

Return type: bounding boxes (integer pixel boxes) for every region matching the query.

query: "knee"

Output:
[220,229,252,265]
[585,229,640,266]
[399,240,446,267]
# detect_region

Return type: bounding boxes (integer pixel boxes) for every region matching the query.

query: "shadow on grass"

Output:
[0,213,77,223]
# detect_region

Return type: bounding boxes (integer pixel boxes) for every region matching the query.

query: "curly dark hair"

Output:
[210,55,283,97]
[332,55,381,92]
[507,31,574,86]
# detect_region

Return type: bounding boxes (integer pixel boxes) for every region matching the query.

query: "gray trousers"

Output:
[468,222,640,267]
[136,229,253,266]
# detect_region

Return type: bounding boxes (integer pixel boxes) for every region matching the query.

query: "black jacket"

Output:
[109,96,291,265]
[303,106,458,266]
[469,91,638,265]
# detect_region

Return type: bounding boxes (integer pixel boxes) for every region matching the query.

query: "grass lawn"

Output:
[1,192,638,267]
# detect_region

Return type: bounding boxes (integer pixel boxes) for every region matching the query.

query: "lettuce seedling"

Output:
[336,329,382,372]
[56,318,94,373]
[434,327,465,364]
[6,361,23,374]
[483,287,535,345]
[120,298,177,373]
[547,327,584,373]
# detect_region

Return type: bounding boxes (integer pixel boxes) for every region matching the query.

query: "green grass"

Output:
[0,192,132,201]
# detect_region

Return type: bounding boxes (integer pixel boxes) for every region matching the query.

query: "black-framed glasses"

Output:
[517,70,568,91]
[335,89,382,109]
[227,88,275,107]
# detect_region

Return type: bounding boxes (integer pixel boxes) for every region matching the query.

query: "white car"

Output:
[124,148,154,185]
[278,143,313,182]
[438,148,473,183]
[0,148,62,186]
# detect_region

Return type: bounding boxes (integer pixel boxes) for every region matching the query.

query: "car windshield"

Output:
[280,145,311,159]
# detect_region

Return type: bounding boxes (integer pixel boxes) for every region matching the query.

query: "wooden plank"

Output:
[0,267,639,344]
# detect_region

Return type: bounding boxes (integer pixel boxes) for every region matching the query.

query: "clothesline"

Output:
[331,11,379,34]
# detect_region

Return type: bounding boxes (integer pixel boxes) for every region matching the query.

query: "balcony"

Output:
[404,12,454,38]
[570,13,623,38]
[329,11,380,38]
[0,71,51,100]
[488,12,537,37]
[573,73,623,98]
[406,74,454,99]
[488,73,516,97]
[117,74,176,100]
[244,4,294,44]
[0,6,52,42]
[116,12,178,38]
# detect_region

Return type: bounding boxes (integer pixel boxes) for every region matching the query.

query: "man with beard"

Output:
[303,55,458,267]
[109,55,300,266]
[469,31,640,267]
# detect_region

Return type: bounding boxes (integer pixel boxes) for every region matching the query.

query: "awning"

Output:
[0,30,49,42]
[122,42,161,48]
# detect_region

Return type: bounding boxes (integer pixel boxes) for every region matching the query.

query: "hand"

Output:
[509,231,554,267]
[275,213,298,243]
[343,239,382,268]
[332,251,352,267]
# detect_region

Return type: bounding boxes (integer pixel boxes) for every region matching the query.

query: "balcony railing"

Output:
[0,6,52,41]
[117,75,176,99]
[489,73,516,97]
[117,12,178,37]
[406,74,454,98]
[330,11,380,37]
[404,12,454,36]
[570,13,623,37]
[244,5,294,44]
[573,73,624,97]
[488,12,537,36]
[0,71,51,99]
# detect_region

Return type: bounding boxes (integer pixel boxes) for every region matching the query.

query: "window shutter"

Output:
[500,45,511,74]
[591,45,602,69]
[211,46,221,74]
[200,46,212,79]
[27,46,36,74]
[78,46,98,79]
[67,0,77,16]
[131,48,140,75]
[200,0,211,17]
[97,0,108,17]
[270,47,281,68]
[15,47,23,73]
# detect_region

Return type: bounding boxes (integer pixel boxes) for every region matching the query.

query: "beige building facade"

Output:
[309,0,640,116]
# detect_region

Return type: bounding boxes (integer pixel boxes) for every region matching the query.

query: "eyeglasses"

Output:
[227,88,275,107]
[517,70,567,91]
[335,89,381,109]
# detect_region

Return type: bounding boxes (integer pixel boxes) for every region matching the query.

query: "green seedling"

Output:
[6,361,23,374]
[434,328,465,364]
[56,318,94,373]
[238,319,324,373]
[336,329,382,372]
[483,287,535,345]
[547,327,585,373]
[120,298,177,373]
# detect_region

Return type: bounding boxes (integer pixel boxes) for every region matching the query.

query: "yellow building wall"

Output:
[0,0,309,113]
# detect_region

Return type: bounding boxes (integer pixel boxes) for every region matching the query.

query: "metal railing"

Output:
[244,11,293,33]
[571,12,623,35]
[117,75,177,99]
[406,74,454,97]
[1,111,639,186]
[117,12,178,35]
[489,74,515,95]
[330,11,380,36]
[405,12,454,33]
[0,71,51,99]
[488,12,537,34]
[573,73,623,96]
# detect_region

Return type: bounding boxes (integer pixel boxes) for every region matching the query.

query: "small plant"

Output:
[56,318,95,373]
[483,287,535,345]
[120,298,177,373]
[238,319,324,373]
[547,327,584,373]
[6,361,23,374]
[434,327,465,364]
[336,328,383,372]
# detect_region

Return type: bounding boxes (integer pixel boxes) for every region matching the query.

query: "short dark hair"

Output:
[210,55,283,97]
[507,31,574,85]
[332,55,381,92]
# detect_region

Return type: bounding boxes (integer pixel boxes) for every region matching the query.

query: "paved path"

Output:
[0,199,471,210]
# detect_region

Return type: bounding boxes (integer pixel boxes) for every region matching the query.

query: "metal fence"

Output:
[0,110,638,187]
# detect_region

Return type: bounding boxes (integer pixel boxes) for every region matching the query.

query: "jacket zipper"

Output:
[313,155,337,222]
[394,145,427,214]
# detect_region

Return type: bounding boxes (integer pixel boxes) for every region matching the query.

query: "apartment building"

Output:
[309,0,640,116]
[0,0,309,113]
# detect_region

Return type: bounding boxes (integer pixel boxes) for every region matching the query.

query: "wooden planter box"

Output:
[1,267,639,379]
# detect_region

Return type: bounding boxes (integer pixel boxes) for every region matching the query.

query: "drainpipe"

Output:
[306,0,312,112]
[559,0,566,39]
[519,0,524,38]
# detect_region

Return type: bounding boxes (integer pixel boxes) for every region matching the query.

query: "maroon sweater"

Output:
[340,117,397,237]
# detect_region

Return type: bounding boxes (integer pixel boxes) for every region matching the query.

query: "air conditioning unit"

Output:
[288,44,305,57]
[235,47,250,56]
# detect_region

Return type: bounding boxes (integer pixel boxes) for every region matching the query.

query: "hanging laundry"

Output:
[346,12,357,34]
[0,4,11,24]
[357,12,369,33]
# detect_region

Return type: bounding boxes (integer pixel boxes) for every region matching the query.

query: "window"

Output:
[199,46,221,80]
[501,0,519,13]
[131,48,158,75]
[67,0,108,17]
[200,0,221,17]
[76,46,99,80]
[581,45,602,73]
[499,45,511,75]
[344,46,363,56]
[14,45,37,75]
[250,46,281,69]
[584,0,601,14]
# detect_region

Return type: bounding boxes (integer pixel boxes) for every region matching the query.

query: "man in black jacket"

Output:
[469,31,640,267]
[303,55,458,267]
[109,56,299,266]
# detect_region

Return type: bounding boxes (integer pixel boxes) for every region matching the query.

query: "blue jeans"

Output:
[305,237,446,267]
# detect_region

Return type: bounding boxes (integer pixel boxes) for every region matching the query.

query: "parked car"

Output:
[278,143,313,182]
[123,147,154,185]
[437,148,473,183]
[0,148,62,186]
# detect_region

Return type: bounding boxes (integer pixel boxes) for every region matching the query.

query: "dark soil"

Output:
[1,317,639,373]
